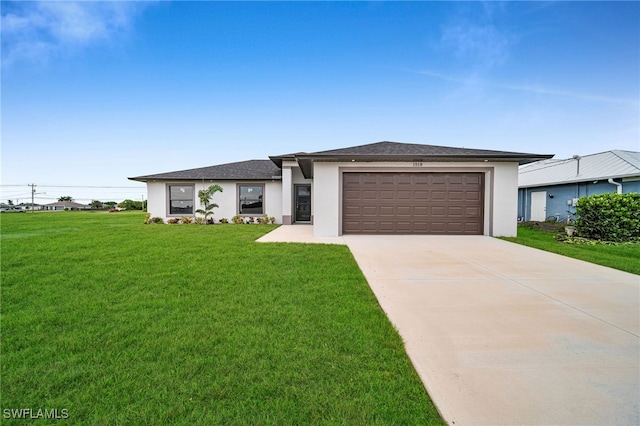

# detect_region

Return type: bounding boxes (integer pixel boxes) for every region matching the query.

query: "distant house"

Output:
[518,150,640,222]
[19,203,44,211]
[130,140,552,237]
[45,201,91,211]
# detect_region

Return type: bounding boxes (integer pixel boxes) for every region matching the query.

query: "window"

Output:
[238,184,264,215]
[168,185,194,215]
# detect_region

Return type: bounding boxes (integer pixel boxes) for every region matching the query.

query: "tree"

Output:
[58,196,74,202]
[90,200,104,209]
[118,199,143,210]
[196,184,223,224]
[7,200,13,206]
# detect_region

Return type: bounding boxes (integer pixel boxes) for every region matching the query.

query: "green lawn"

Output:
[501,224,640,275]
[1,211,444,425]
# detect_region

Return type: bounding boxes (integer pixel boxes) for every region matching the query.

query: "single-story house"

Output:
[45,201,91,211]
[518,150,640,222]
[18,203,44,211]
[130,141,552,237]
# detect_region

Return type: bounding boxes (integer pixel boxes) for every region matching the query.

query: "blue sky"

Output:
[2,1,638,204]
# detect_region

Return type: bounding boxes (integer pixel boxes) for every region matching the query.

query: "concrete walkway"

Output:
[258,227,640,425]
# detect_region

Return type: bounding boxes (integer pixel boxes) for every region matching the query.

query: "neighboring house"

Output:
[45,201,91,211]
[19,203,44,211]
[518,150,640,222]
[130,141,551,237]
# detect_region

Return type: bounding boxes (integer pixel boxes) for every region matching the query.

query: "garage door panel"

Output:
[362,206,378,216]
[397,190,413,200]
[343,172,483,235]
[380,190,395,200]
[431,206,446,216]
[447,206,464,217]
[432,191,447,200]
[449,191,464,200]
[397,206,412,216]
[397,175,413,184]
[431,175,446,184]
[448,175,463,184]
[379,206,395,216]
[396,222,412,232]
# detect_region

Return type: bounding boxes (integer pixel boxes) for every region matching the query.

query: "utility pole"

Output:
[29,183,36,213]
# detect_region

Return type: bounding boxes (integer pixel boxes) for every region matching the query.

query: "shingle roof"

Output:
[307,141,544,157]
[130,141,552,182]
[518,150,640,188]
[45,201,90,208]
[129,160,282,182]
[291,141,552,177]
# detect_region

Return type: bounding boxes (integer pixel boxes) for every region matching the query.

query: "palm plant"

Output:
[196,184,223,224]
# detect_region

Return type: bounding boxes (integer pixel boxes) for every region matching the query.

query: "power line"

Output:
[1,184,144,189]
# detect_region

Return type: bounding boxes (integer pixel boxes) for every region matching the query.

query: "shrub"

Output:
[246,217,255,224]
[144,213,151,224]
[147,217,164,224]
[575,193,640,242]
[269,216,276,224]
[231,215,244,224]
[167,218,180,224]
[193,217,205,225]
[219,218,228,223]
[256,215,269,224]
[181,216,193,224]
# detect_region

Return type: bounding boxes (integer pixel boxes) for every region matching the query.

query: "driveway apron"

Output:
[343,235,639,426]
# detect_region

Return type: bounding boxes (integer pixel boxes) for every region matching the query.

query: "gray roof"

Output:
[306,141,547,158]
[291,141,553,177]
[45,201,90,208]
[518,150,640,188]
[130,141,552,182]
[129,159,282,182]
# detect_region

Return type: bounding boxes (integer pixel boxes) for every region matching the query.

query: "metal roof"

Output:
[518,150,640,188]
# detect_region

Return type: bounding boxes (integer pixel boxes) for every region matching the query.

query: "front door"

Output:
[295,185,311,222]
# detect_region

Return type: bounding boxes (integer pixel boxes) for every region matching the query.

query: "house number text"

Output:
[412,161,423,167]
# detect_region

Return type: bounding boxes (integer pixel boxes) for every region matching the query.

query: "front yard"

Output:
[501,223,640,275]
[0,211,444,424]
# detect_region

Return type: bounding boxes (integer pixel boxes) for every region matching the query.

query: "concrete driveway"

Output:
[344,235,639,426]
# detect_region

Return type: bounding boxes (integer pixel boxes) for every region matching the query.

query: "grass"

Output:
[500,223,640,275]
[1,211,444,425]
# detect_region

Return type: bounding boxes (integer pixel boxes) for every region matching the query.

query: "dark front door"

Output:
[295,185,311,222]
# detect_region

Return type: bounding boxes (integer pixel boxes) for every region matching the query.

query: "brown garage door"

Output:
[343,172,484,235]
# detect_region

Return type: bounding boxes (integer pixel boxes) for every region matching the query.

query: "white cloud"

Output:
[438,2,515,70]
[1,1,147,66]
[414,69,638,107]
[440,22,512,69]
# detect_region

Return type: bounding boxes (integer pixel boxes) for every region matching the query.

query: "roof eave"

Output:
[519,172,640,188]
[295,153,553,166]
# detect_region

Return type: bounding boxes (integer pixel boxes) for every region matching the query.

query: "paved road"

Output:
[344,235,639,426]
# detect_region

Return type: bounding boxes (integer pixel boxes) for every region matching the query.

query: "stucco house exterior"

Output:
[130,141,551,237]
[518,150,640,222]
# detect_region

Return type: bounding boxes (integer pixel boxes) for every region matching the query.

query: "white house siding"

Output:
[145,180,282,223]
[312,161,520,238]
